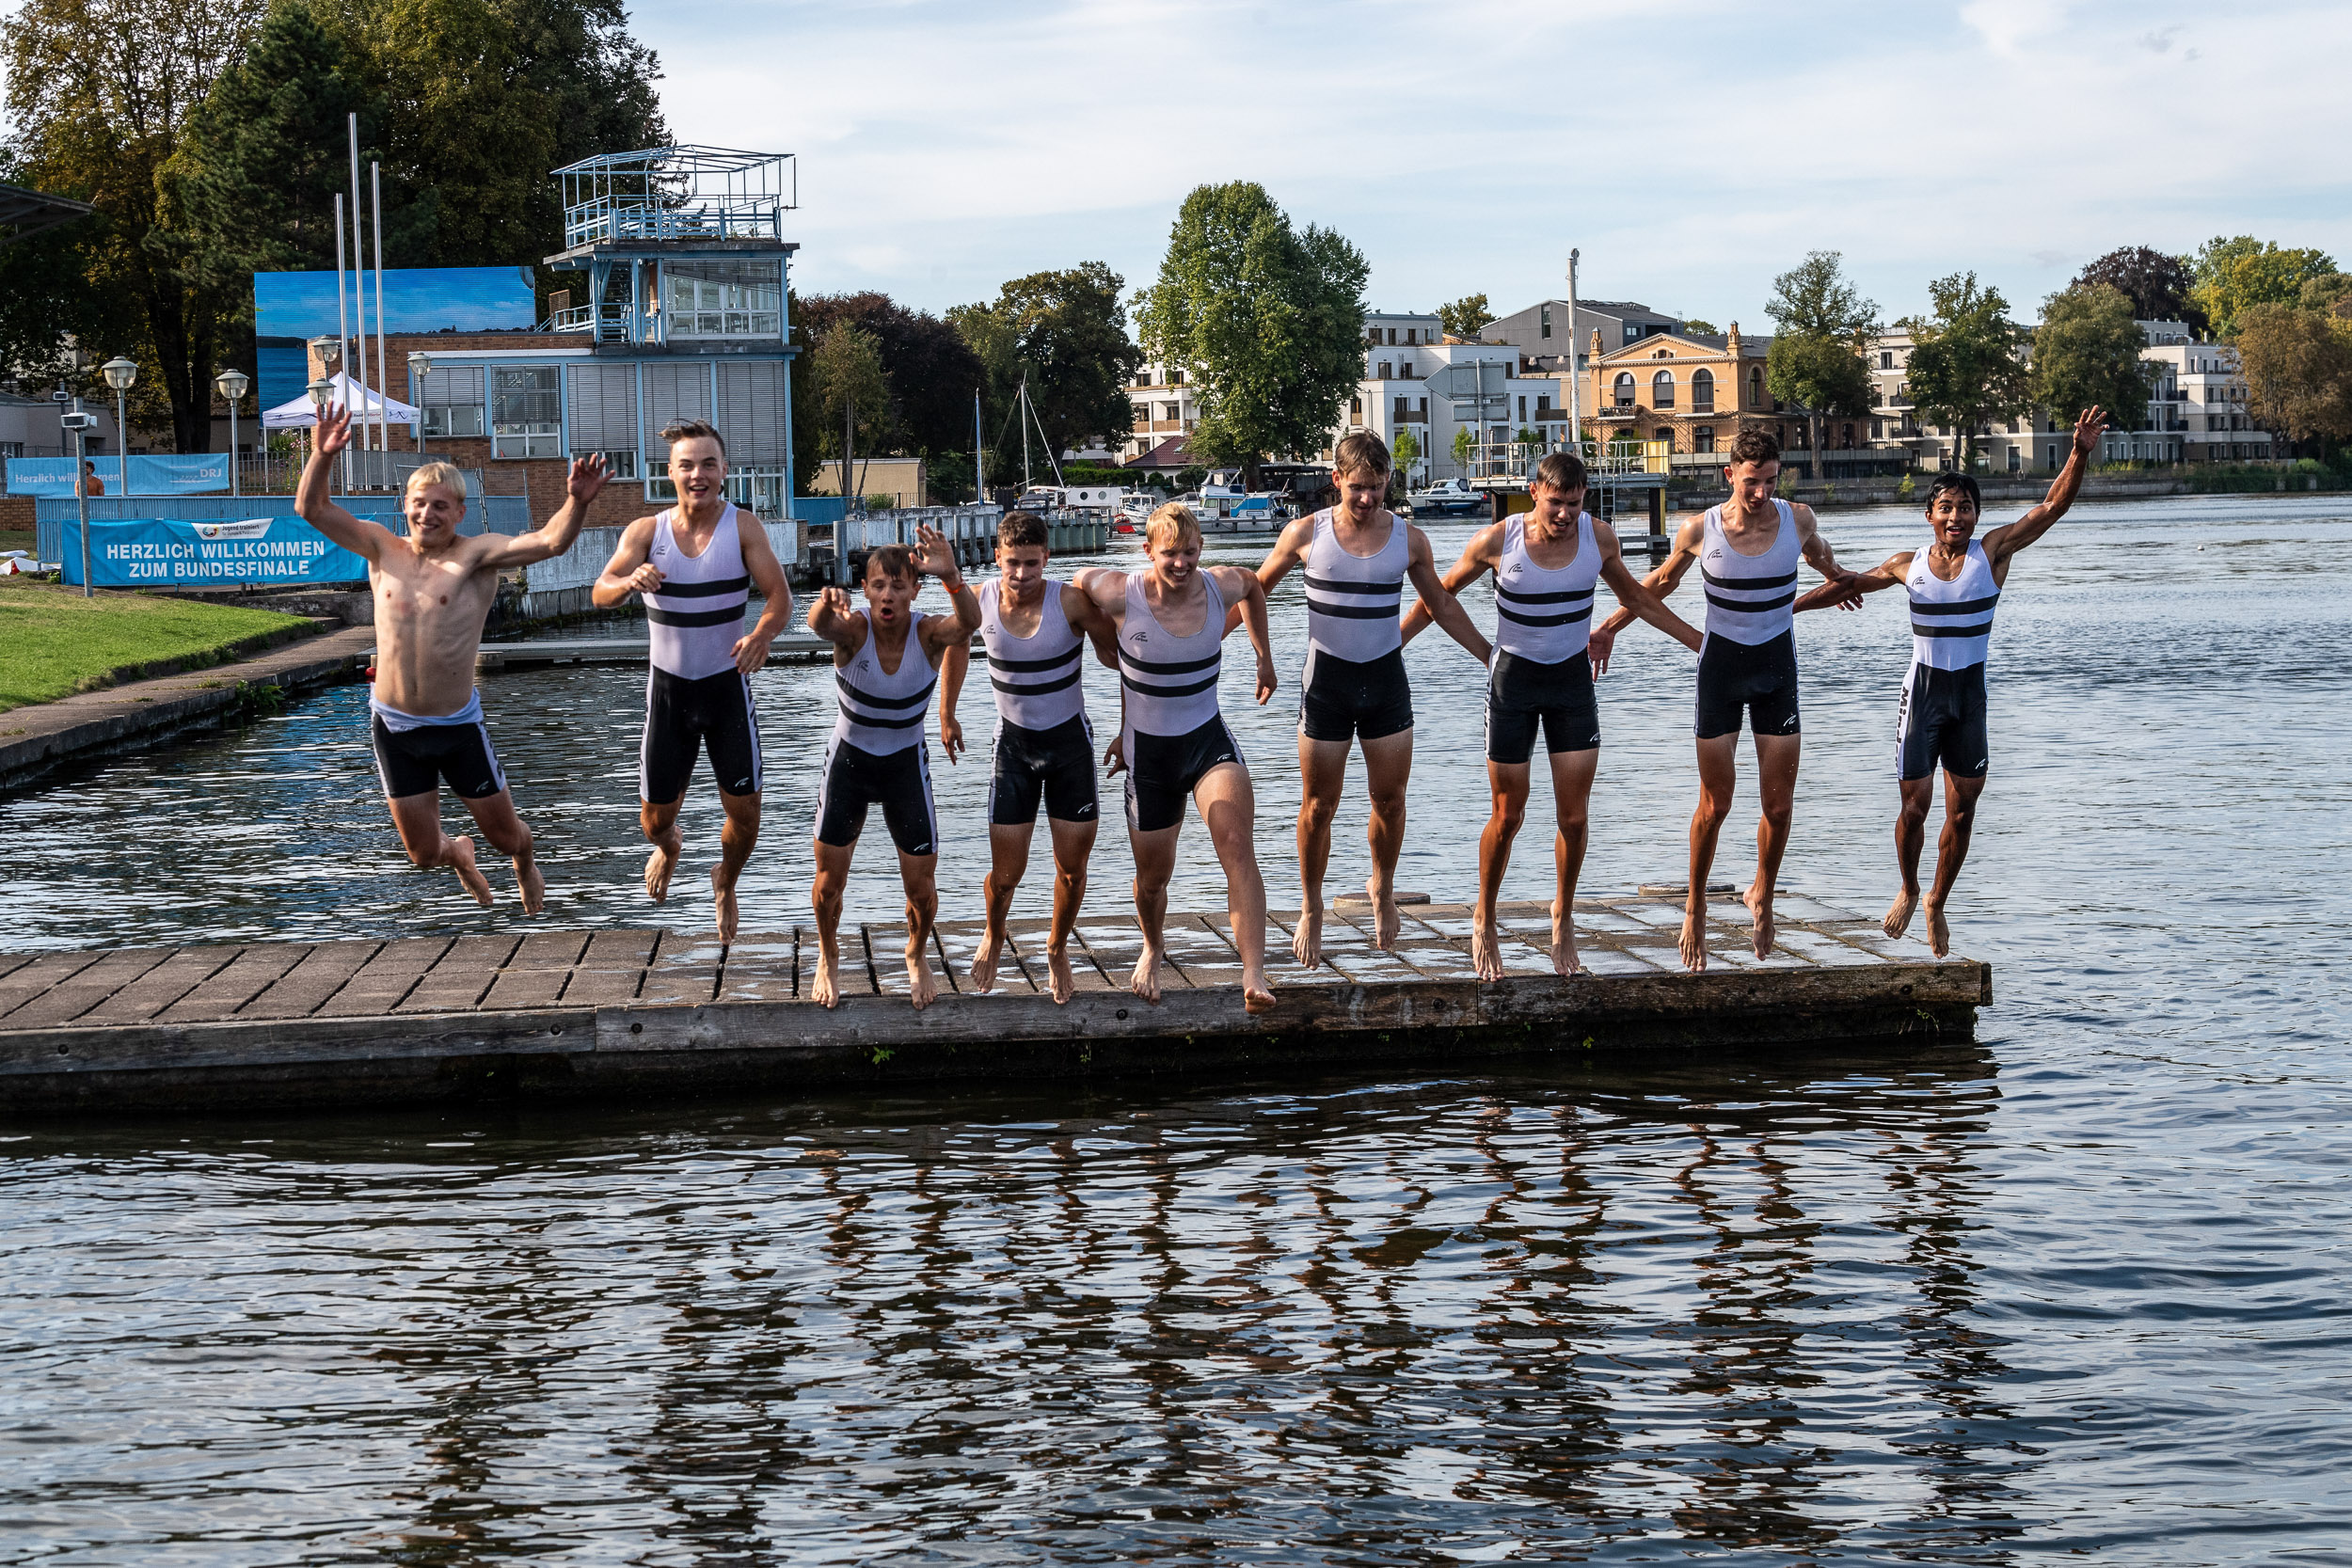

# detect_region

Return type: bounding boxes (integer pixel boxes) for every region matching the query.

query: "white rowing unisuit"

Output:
[1302,509,1408,663]
[1119,571,1225,745]
[643,504,751,680]
[978,578,1087,731]
[1698,500,1802,645]
[1493,513,1600,663]
[833,614,938,755]
[1905,538,1999,671]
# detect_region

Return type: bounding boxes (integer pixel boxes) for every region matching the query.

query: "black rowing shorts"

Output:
[641,666,763,805]
[989,714,1098,827]
[1298,646,1414,743]
[1123,717,1243,834]
[1897,661,1990,781]
[371,714,507,800]
[1486,648,1600,765]
[1694,630,1801,740]
[816,736,938,856]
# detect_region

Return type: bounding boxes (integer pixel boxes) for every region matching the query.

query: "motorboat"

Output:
[1406,476,1486,516]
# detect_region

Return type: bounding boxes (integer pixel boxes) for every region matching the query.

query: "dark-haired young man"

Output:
[938,510,1119,1003]
[1402,451,1702,978]
[1589,428,1858,972]
[593,420,794,941]
[1247,429,1484,965]
[1818,406,2109,957]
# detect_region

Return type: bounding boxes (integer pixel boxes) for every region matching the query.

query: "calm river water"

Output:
[3,495,2349,1562]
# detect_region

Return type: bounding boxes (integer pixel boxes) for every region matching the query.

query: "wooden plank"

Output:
[480,931,592,1011]
[639,932,725,1007]
[1073,915,1190,994]
[1162,912,1249,989]
[1295,906,1439,984]
[714,930,797,1003]
[1005,917,1116,994]
[1396,907,1553,979]
[398,934,525,1014]
[238,941,383,1021]
[560,929,660,1006]
[0,953,40,984]
[311,937,453,1019]
[931,918,1025,993]
[156,944,314,1024]
[2,948,177,1029]
[73,948,245,1026]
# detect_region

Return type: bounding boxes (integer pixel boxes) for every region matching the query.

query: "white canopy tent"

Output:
[260,371,419,430]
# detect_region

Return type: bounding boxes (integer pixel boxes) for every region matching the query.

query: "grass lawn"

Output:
[0,528,34,557]
[0,581,314,713]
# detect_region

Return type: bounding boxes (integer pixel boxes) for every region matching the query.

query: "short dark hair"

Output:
[1727,429,1781,467]
[997,510,1048,548]
[866,544,914,584]
[1925,471,1981,512]
[1534,451,1588,492]
[661,418,725,456]
[1334,431,1391,479]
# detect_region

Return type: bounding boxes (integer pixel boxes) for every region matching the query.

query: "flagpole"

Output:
[373,161,389,461]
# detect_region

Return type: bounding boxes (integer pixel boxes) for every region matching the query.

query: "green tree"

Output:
[2074,245,2203,333]
[1438,293,1491,341]
[2235,302,2352,446]
[811,323,891,503]
[1682,317,1719,335]
[1136,181,1368,483]
[1451,425,1475,475]
[1901,272,2033,471]
[799,291,984,456]
[2193,236,2338,339]
[1391,425,1419,475]
[949,262,1140,481]
[1763,250,1878,473]
[2033,283,2155,426]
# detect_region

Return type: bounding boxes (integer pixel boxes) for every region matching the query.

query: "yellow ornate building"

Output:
[1570,324,1885,468]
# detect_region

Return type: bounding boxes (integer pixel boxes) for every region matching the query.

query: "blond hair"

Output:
[1145,502,1201,550]
[405,460,468,501]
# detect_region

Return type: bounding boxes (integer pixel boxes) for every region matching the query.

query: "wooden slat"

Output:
[1161,912,1250,989]
[2,948,177,1028]
[714,930,797,1003]
[0,953,40,984]
[1492,906,1665,977]
[155,944,315,1024]
[237,941,384,1021]
[1394,907,1552,979]
[1006,917,1117,994]
[1268,907,1426,984]
[311,937,453,1019]
[479,931,592,1011]
[1072,915,1190,994]
[398,934,525,1014]
[560,929,660,1005]
[866,922,942,999]
[74,947,245,1026]
[639,933,725,1007]
[1319,905,1450,981]
[932,918,1032,994]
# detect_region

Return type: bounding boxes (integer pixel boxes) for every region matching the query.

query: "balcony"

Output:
[555,146,795,253]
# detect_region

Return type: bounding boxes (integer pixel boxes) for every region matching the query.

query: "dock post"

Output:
[1650,485,1667,538]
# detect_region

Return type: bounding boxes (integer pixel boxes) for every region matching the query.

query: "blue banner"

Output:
[56,516,370,588]
[8,454,235,497]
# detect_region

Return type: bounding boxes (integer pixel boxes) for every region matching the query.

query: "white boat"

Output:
[1406,476,1486,516]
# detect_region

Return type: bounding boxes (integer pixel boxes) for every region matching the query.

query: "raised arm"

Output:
[293,404,400,562]
[732,513,796,673]
[1987,406,2107,568]
[1401,525,1492,665]
[1594,518,1702,656]
[591,515,660,610]
[806,586,866,653]
[914,523,982,657]
[477,454,609,569]
[1399,522,1502,645]
[1212,563,1278,705]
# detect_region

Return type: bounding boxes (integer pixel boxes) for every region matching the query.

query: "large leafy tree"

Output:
[2074,245,2203,334]
[950,262,1141,480]
[1136,182,1368,481]
[809,322,891,501]
[799,292,984,453]
[1437,293,1491,341]
[1900,272,2033,470]
[2192,236,2338,340]
[2236,302,2352,448]
[2033,283,2155,426]
[1762,250,1878,470]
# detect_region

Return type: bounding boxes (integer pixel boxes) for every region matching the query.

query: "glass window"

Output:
[1540,305,1551,340]
[1694,426,1715,453]
[662,261,784,340]
[491,366,560,458]
[1652,370,1676,408]
[1692,369,1714,412]
[1613,372,1635,407]
[1749,368,1763,408]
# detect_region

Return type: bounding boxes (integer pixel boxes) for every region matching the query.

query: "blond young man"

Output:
[296,402,606,911]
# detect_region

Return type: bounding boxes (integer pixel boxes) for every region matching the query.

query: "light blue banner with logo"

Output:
[56,516,370,588]
[7,454,235,497]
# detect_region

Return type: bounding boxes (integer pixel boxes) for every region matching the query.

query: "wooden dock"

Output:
[0,892,1987,1116]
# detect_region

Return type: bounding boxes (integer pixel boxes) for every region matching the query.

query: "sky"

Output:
[627,0,2351,330]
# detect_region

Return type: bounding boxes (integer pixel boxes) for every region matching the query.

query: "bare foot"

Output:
[1130,946,1165,1003]
[811,950,841,1008]
[644,831,680,901]
[1470,920,1505,982]
[907,944,938,1010]
[1291,907,1323,968]
[1366,877,1401,950]
[1883,887,1919,939]
[968,927,1003,993]
[447,835,495,907]
[1740,881,1775,959]
[515,858,545,916]
[1924,900,1951,958]
[1679,904,1708,973]
[1243,975,1276,1014]
[1046,945,1076,1005]
[711,868,739,942]
[1549,899,1585,977]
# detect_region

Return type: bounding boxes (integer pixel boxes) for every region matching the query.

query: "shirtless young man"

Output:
[1401,451,1703,979]
[296,402,604,911]
[938,511,1119,1003]
[1587,428,1857,972]
[805,528,981,1009]
[1820,406,2109,957]
[591,420,793,942]
[1074,504,1279,1012]
[1247,431,1484,966]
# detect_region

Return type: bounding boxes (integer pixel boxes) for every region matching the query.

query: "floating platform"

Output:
[0,892,1986,1117]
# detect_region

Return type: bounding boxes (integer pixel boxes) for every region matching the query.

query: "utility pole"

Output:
[1019,377,1032,489]
[973,388,985,504]
[839,395,855,586]
[1566,248,1581,453]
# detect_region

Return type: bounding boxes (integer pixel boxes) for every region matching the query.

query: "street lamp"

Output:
[215,368,249,498]
[408,352,434,459]
[308,376,334,476]
[101,356,137,497]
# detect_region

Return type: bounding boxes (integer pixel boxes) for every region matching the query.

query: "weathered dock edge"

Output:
[0,959,1989,1117]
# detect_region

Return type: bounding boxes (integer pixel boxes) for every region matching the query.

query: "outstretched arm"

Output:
[1225,515,1314,634]
[479,454,610,568]
[293,404,400,562]
[1213,564,1278,705]
[1798,548,1911,611]
[1987,405,2108,566]
[1065,581,1122,668]
[1792,502,1854,586]
[1401,527,1492,664]
[807,586,865,652]
[1595,520,1701,654]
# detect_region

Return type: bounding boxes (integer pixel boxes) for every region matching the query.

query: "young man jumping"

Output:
[1247,431,1484,965]
[1075,504,1279,1012]
[296,402,604,911]
[1821,406,2109,957]
[805,528,980,1009]
[938,511,1120,1003]
[592,419,793,941]
[1588,429,1857,972]
[1402,451,1702,979]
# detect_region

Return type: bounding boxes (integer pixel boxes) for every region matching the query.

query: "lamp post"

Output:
[215,368,249,498]
[101,356,137,497]
[409,353,434,459]
[308,375,334,478]
[60,401,98,597]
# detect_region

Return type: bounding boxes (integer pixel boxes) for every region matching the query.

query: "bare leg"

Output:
[971,822,1034,993]
[1043,816,1097,1004]
[1886,776,1934,937]
[459,789,542,915]
[1741,731,1801,959]
[1472,760,1531,982]
[1682,735,1740,972]
[1128,823,1180,1003]
[809,839,852,1007]
[710,788,759,942]
[898,850,941,1009]
[1292,735,1348,966]
[388,791,494,906]
[640,797,683,902]
[1199,762,1274,1013]
[1922,770,1985,958]
[1548,747,1598,977]
[1359,727,1413,950]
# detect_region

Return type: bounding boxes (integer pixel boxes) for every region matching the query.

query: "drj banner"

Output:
[5,454,234,497]
[57,516,370,588]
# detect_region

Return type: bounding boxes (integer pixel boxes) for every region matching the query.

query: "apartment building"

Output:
[1120,359,1200,467]
[1327,311,1558,481]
